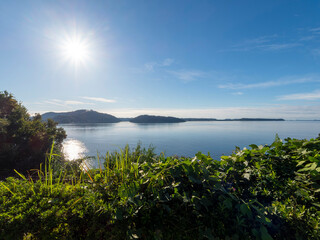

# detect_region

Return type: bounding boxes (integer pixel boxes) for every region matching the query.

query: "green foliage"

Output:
[0,91,66,177]
[0,136,320,239]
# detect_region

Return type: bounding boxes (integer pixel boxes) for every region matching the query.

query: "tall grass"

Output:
[101,144,155,184]
[1,142,158,199]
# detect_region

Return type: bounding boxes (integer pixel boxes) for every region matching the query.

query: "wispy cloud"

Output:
[143,58,174,72]
[224,35,301,52]
[44,99,86,106]
[309,27,320,34]
[168,70,206,82]
[29,99,93,114]
[65,100,86,105]
[312,49,320,56]
[144,63,156,72]
[226,27,320,53]
[278,90,320,100]
[162,58,174,66]
[264,43,301,50]
[219,76,319,90]
[297,26,320,42]
[82,96,116,103]
[131,58,174,73]
[245,35,276,44]
[43,100,65,107]
[299,35,315,41]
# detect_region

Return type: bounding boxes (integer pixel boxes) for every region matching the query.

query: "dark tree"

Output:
[0,91,66,177]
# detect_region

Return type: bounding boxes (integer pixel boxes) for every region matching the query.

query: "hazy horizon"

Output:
[2,1,320,120]
[39,108,318,120]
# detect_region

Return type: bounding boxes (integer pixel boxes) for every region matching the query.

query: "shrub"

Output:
[0,136,319,239]
[0,91,66,178]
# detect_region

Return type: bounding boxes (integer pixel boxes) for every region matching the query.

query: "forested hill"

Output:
[42,110,120,123]
[130,115,186,123]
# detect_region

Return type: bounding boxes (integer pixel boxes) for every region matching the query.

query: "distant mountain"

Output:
[42,110,120,123]
[130,115,186,123]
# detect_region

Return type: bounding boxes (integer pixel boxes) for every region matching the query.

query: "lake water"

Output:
[60,121,320,167]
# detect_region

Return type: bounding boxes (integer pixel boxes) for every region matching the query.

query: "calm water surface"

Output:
[61,121,320,167]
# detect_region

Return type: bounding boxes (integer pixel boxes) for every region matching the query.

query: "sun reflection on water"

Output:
[62,139,87,161]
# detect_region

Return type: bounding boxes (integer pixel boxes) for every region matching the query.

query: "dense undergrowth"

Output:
[0,136,320,239]
[0,91,66,179]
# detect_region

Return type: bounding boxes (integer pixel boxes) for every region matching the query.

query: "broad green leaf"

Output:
[223,198,232,209]
[240,204,249,215]
[312,203,320,208]
[296,161,306,167]
[250,144,258,149]
[260,226,273,240]
[252,228,259,238]
[308,156,319,162]
[310,162,317,171]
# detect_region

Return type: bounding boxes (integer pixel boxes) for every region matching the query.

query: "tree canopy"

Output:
[0,91,66,177]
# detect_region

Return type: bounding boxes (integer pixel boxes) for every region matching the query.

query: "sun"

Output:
[60,34,91,66]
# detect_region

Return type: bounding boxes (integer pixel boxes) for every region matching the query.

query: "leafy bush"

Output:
[0,91,66,178]
[0,136,319,239]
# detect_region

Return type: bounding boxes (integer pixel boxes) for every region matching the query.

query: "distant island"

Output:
[183,118,217,121]
[41,110,285,123]
[41,110,120,123]
[130,115,186,123]
[223,118,285,121]
[183,118,284,121]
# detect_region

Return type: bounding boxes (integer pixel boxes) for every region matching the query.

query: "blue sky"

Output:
[1,0,320,119]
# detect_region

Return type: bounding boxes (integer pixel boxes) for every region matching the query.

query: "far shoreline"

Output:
[42,110,287,124]
[57,118,289,125]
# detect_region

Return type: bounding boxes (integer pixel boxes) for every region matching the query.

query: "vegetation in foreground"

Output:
[0,135,320,240]
[0,91,66,179]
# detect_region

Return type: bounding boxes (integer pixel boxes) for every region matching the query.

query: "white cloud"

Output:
[309,27,320,33]
[232,92,243,95]
[168,70,206,82]
[245,35,276,44]
[142,58,174,72]
[65,100,86,105]
[264,43,301,50]
[162,58,174,66]
[82,96,116,103]
[278,90,320,100]
[219,76,319,89]
[224,35,301,52]
[144,62,156,71]
[43,100,66,107]
[43,99,86,106]
[298,27,320,42]
[299,36,315,41]
[312,49,320,56]
[230,43,300,52]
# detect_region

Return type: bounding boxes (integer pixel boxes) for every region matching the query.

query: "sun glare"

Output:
[60,34,91,66]
[62,139,87,160]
